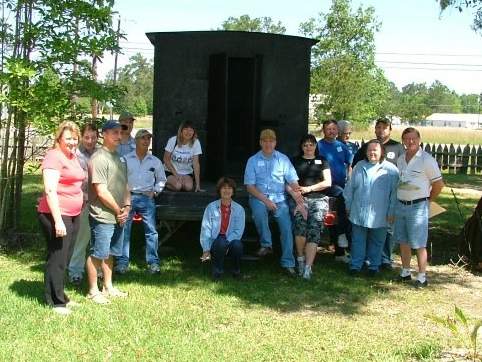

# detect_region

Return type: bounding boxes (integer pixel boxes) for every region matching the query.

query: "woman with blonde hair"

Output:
[37,121,85,315]
[163,121,202,191]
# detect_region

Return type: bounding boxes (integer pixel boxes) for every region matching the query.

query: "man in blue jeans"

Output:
[115,129,166,274]
[244,129,302,276]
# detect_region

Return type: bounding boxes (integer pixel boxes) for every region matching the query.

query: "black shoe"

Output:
[257,247,273,257]
[348,269,361,276]
[70,276,82,286]
[367,269,378,277]
[397,274,412,282]
[380,263,393,271]
[212,272,222,281]
[414,279,428,289]
[283,267,297,277]
[232,271,243,280]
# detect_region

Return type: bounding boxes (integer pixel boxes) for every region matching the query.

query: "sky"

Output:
[101,0,482,95]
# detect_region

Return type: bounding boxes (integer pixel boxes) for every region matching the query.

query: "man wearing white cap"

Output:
[115,129,167,274]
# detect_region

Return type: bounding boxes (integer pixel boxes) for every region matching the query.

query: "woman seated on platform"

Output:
[289,134,331,280]
[343,139,399,276]
[163,121,202,191]
[200,177,245,280]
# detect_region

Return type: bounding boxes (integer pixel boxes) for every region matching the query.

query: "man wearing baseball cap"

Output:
[85,120,130,304]
[244,129,302,276]
[115,129,167,274]
[118,111,136,156]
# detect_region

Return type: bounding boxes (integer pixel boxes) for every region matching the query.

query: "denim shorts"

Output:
[89,216,124,260]
[393,200,429,249]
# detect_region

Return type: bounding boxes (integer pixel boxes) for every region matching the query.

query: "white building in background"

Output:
[425,113,481,129]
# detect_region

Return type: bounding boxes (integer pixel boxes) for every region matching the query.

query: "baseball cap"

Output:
[135,129,152,139]
[118,111,135,122]
[101,120,121,132]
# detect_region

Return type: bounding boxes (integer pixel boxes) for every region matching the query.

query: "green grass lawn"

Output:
[1,173,481,361]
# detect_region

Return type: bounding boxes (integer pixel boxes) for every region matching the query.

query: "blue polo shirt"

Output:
[317,139,352,187]
[244,150,299,203]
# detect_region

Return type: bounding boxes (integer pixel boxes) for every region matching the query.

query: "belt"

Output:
[398,197,429,205]
[131,191,152,195]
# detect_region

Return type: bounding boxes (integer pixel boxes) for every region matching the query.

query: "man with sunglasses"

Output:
[117,111,136,156]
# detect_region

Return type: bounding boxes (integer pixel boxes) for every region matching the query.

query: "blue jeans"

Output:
[211,235,243,274]
[249,197,295,268]
[116,194,160,268]
[350,224,387,272]
[381,226,394,265]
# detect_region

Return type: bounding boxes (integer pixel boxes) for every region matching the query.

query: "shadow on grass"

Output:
[107,226,476,316]
[444,174,482,191]
[9,279,44,304]
[4,213,479,317]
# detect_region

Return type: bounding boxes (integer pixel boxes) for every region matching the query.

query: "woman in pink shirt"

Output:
[37,121,85,315]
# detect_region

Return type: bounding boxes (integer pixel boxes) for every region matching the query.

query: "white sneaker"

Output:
[337,234,349,248]
[53,307,72,315]
[297,258,305,276]
[302,266,312,280]
[335,255,350,264]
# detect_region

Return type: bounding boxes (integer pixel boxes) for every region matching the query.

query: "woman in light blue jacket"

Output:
[343,139,399,275]
[200,177,245,280]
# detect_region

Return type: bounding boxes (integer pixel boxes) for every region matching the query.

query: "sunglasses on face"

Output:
[121,125,129,130]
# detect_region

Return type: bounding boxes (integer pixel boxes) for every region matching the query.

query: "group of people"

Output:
[37,112,444,316]
[37,113,203,314]
[197,118,443,287]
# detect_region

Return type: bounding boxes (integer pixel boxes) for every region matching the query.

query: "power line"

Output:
[376,51,482,57]
[376,60,482,67]
[381,65,482,72]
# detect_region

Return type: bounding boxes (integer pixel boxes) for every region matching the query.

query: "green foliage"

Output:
[438,0,482,33]
[1,0,121,131]
[427,80,462,113]
[300,0,390,125]
[107,53,153,116]
[460,93,481,113]
[429,305,482,360]
[220,14,286,33]
[0,0,121,238]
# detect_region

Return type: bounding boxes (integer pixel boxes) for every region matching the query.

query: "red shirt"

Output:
[219,203,231,235]
[37,148,85,216]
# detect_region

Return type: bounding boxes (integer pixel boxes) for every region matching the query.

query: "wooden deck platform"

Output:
[155,182,250,221]
[154,182,252,245]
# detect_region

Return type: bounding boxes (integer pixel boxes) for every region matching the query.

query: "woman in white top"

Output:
[163,121,202,191]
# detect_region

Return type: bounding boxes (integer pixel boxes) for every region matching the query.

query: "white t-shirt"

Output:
[164,136,202,175]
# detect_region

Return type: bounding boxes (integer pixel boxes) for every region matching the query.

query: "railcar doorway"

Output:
[207,54,260,181]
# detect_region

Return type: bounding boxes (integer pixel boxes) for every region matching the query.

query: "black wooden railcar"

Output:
[145,31,317,239]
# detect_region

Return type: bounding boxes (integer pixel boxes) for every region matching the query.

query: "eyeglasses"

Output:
[121,125,129,130]
[342,132,352,135]
[302,143,315,147]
